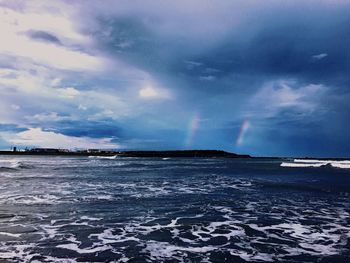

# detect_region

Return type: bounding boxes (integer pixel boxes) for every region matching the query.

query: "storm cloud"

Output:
[0,0,350,157]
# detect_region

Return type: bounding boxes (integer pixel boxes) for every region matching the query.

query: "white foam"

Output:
[331,163,350,169]
[81,216,102,221]
[89,155,118,159]
[0,159,21,169]
[57,243,111,254]
[231,250,274,262]
[0,244,40,262]
[0,231,21,238]
[281,162,325,167]
[38,256,77,263]
[144,241,218,261]
[89,228,140,244]
[81,194,115,201]
[281,159,350,169]
[5,194,62,205]
[294,159,350,164]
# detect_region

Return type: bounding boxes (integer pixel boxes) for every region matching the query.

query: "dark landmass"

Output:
[0,150,113,157]
[0,149,251,158]
[117,150,251,158]
[1,149,349,159]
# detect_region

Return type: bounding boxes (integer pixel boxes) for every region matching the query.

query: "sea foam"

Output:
[281,159,350,168]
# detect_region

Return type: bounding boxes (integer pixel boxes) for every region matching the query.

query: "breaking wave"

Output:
[88,155,118,159]
[281,159,350,169]
[0,159,35,171]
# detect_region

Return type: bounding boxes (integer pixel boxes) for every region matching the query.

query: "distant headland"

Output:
[0,148,251,158]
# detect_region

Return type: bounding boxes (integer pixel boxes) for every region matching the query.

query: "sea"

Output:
[0,155,349,262]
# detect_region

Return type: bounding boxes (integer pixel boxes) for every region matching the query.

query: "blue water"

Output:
[0,156,349,262]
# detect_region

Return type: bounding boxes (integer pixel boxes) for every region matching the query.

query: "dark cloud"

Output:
[1,1,350,156]
[26,30,62,45]
[53,119,123,139]
[0,124,27,133]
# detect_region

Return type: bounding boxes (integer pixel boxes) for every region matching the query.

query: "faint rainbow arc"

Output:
[185,112,200,147]
[236,120,250,146]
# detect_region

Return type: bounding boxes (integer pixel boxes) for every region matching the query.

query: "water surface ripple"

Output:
[0,156,349,262]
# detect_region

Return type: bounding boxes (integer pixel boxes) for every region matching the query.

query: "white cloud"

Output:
[0,1,175,129]
[78,104,88,111]
[139,86,158,98]
[204,67,221,74]
[0,33,104,71]
[57,87,80,99]
[312,53,328,60]
[185,60,203,70]
[51,78,61,86]
[139,84,171,99]
[10,104,20,110]
[83,90,128,118]
[199,75,216,81]
[0,68,42,93]
[0,6,105,71]
[29,112,71,122]
[248,80,326,118]
[6,128,121,149]
[0,3,89,44]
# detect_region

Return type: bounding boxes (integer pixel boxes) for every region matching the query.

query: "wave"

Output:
[281,162,324,168]
[0,167,18,172]
[88,155,118,159]
[294,159,350,164]
[0,160,35,172]
[281,159,350,169]
[4,194,62,205]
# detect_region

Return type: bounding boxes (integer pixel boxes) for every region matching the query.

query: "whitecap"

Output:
[81,216,102,221]
[89,155,118,159]
[5,194,62,205]
[280,162,325,167]
[294,159,350,164]
[0,231,21,238]
[281,159,350,169]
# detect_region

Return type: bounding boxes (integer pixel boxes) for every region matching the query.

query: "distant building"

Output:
[30,148,60,153]
[87,149,101,153]
[13,147,17,152]
[59,149,71,153]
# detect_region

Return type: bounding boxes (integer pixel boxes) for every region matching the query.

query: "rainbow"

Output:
[236,120,250,146]
[185,112,200,147]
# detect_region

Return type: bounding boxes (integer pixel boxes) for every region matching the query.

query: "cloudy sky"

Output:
[0,0,349,157]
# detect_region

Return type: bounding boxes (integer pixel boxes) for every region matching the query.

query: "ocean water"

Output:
[0,156,349,262]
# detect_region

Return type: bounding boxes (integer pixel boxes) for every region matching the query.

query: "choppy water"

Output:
[0,156,349,262]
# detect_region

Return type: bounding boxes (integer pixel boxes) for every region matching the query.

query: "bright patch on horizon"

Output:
[6,128,121,149]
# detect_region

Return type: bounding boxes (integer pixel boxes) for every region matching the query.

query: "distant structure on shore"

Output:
[29,148,70,154]
[25,148,116,154]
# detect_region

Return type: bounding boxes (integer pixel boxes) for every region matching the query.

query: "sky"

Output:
[0,0,350,157]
